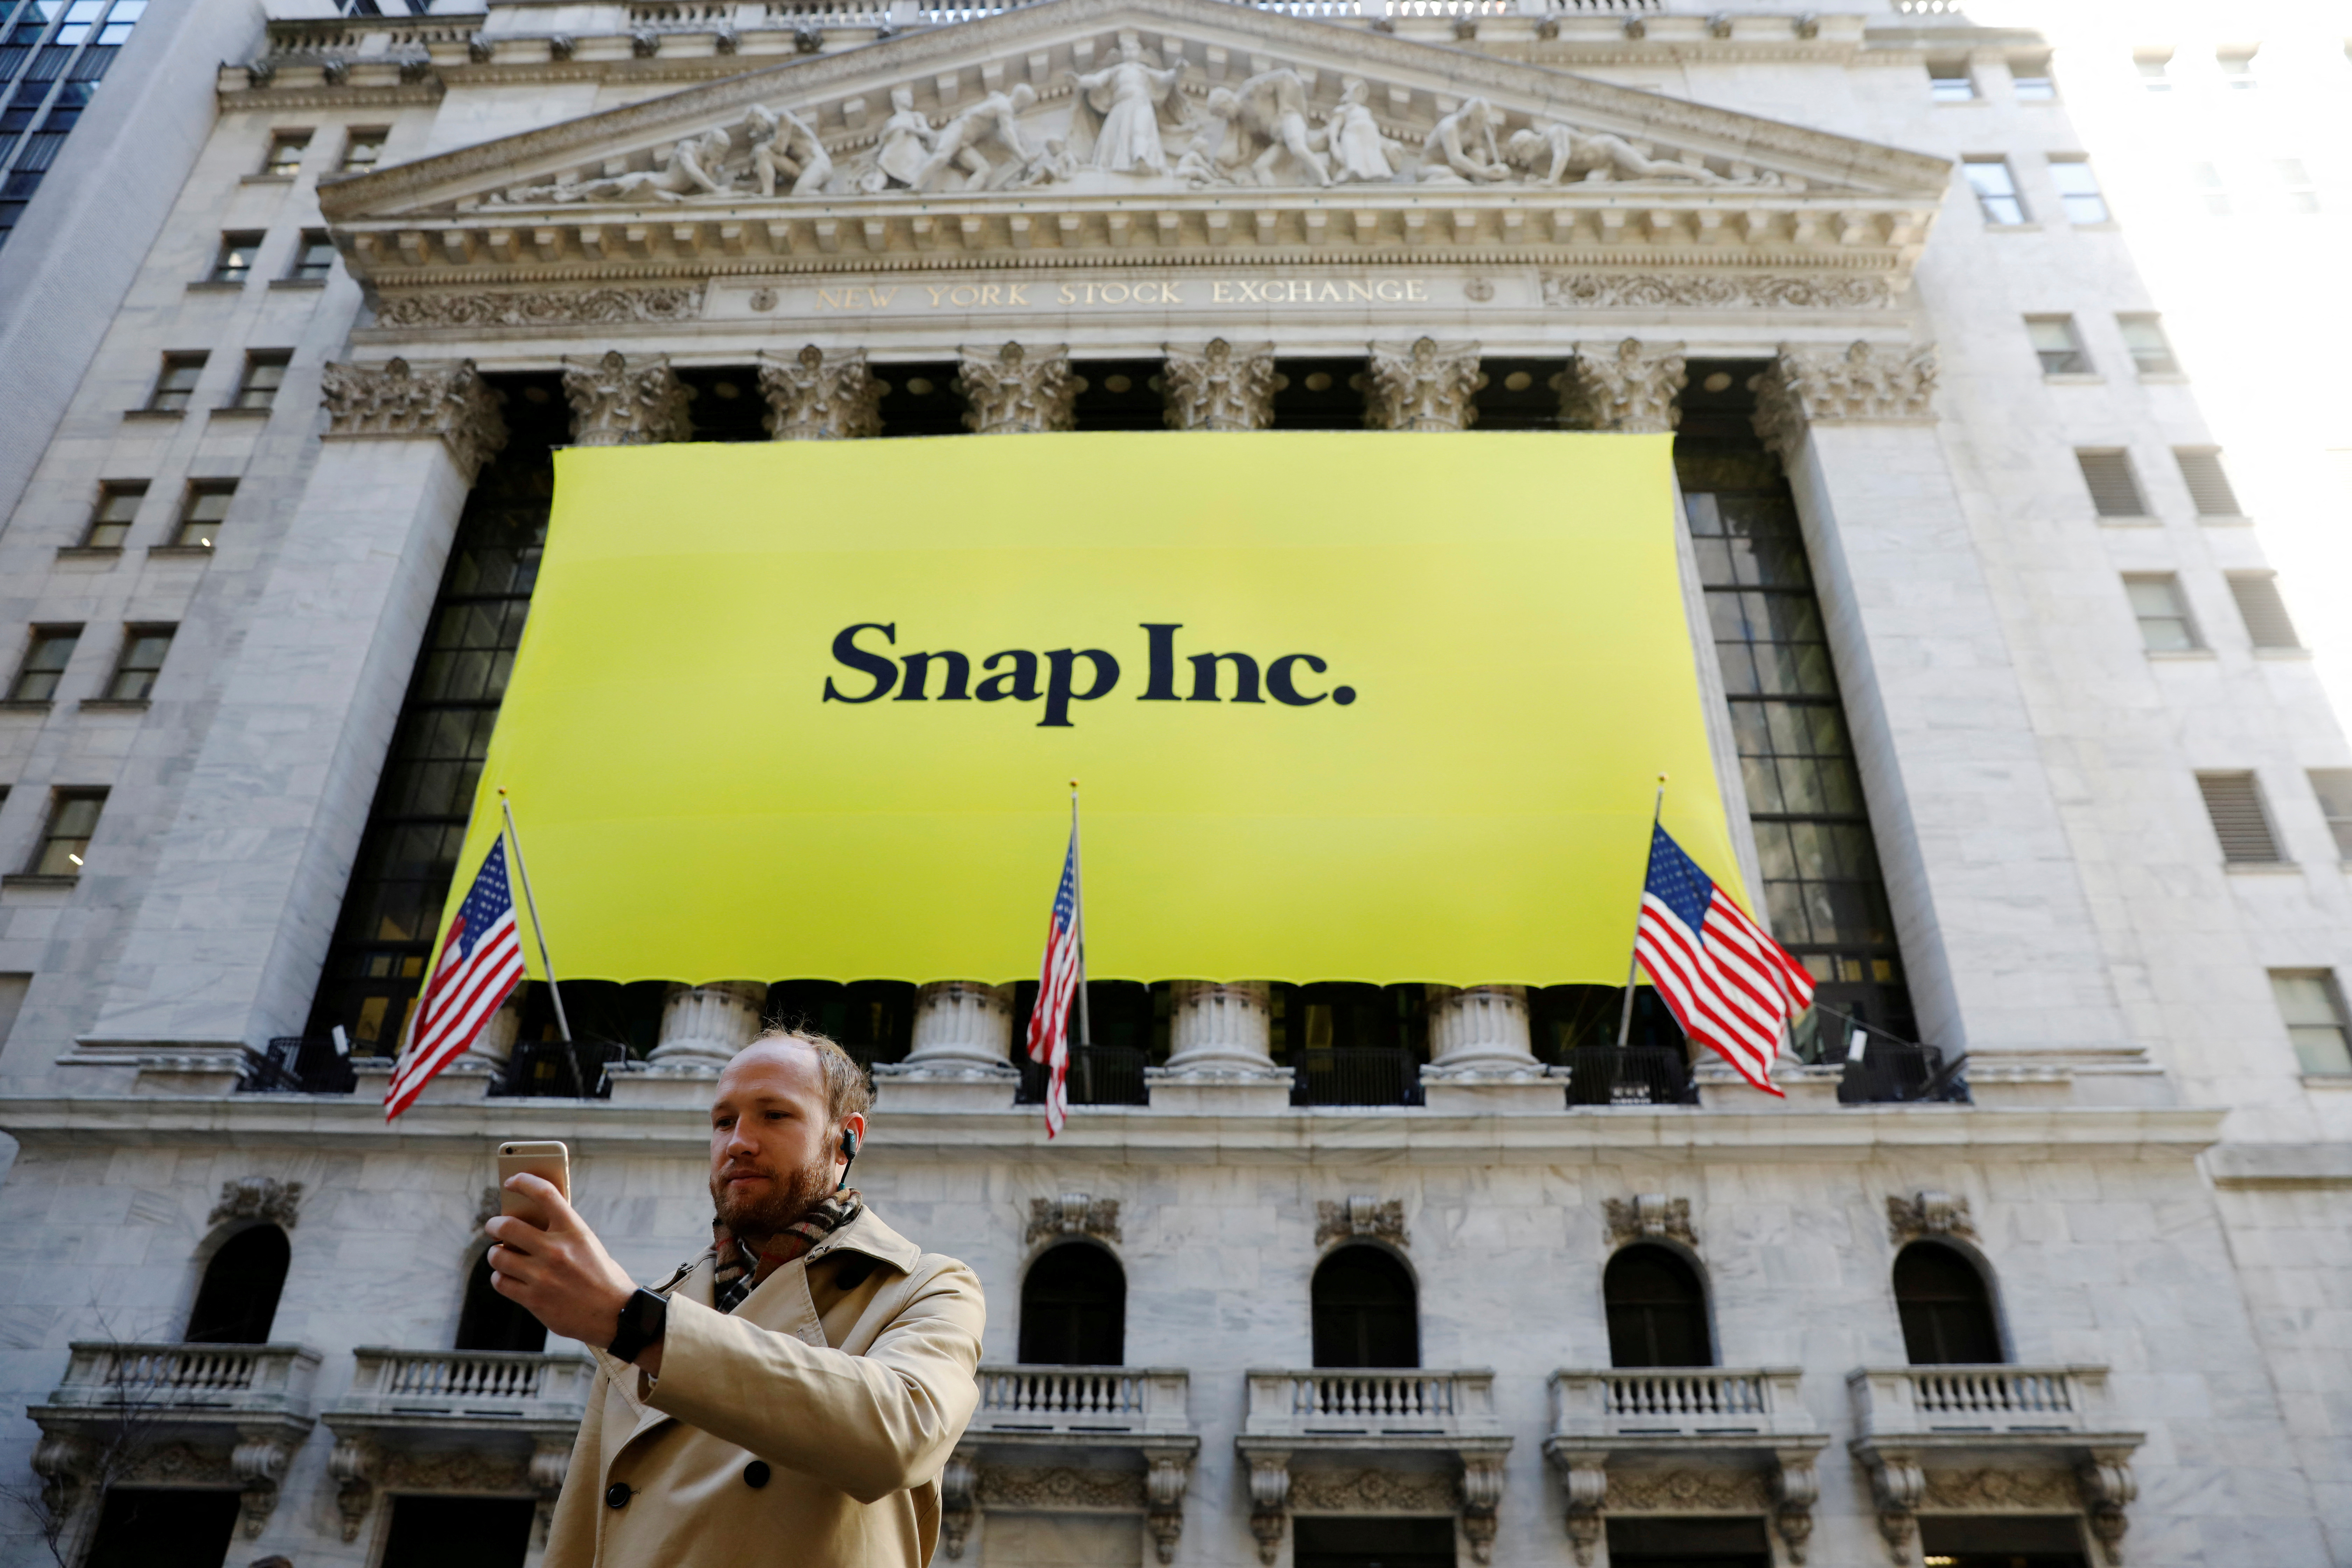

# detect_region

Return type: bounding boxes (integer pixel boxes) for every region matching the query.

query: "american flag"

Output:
[385,838,526,1120]
[1023,827,1083,1138]
[1633,824,1814,1097]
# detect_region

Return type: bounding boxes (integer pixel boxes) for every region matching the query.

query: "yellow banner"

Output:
[444,432,1744,987]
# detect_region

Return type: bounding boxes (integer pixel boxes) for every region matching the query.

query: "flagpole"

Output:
[499,789,573,1047]
[1615,773,1668,1050]
[1069,779,1090,1050]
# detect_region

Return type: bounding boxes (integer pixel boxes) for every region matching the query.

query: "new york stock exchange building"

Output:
[1,0,2348,1564]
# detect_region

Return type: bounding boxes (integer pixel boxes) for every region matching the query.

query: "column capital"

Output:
[1161,339,1278,431]
[956,341,1076,434]
[1749,339,1938,462]
[562,349,692,446]
[759,345,883,440]
[320,357,509,484]
[1560,338,1687,434]
[1363,337,1484,430]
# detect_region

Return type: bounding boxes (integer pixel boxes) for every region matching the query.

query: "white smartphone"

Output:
[495,1139,571,1226]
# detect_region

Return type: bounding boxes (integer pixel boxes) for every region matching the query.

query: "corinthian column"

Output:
[955,342,1077,433]
[870,982,1020,1110]
[1747,339,1937,461]
[1559,339,1687,433]
[561,350,692,446]
[1161,340,1278,431]
[651,982,767,1066]
[759,345,883,439]
[1362,338,1484,430]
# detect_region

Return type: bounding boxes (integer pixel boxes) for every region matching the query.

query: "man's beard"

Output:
[711,1147,839,1246]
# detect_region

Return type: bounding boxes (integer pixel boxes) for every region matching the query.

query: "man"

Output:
[485,1030,984,1568]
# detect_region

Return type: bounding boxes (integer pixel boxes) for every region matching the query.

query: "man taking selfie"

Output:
[484,1029,985,1567]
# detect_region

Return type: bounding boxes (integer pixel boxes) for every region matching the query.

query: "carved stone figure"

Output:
[955,342,1077,434]
[911,84,1040,192]
[1162,339,1278,430]
[1560,339,1688,434]
[860,84,937,193]
[1070,43,1186,175]
[1025,1192,1122,1245]
[1505,121,1737,186]
[759,345,883,439]
[1601,1193,1696,1247]
[1315,1196,1408,1248]
[1204,68,1329,187]
[746,103,832,197]
[1418,98,1506,183]
[496,126,732,204]
[1887,1190,1976,1243]
[1325,77,1396,183]
[1363,338,1484,430]
[209,1176,304,1230]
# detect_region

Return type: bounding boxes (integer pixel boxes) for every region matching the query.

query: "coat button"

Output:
[606,1483,632,1510]
[744,1461,771,1489]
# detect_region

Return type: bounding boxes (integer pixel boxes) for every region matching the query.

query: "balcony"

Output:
[494,1038,626,1099]
[1243,1368,1498,1440]
[1290,1048,1425,1108]
[240,1035,357,1094]
[947,1367,1197,1563]
[1016,1045,1152,1108]
[1560,1047,1697,1107]
[968,1365,1193,1440]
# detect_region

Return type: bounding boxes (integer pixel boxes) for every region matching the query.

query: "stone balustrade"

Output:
[1550,1366,1814,1438]
[42,1339,321,1417]
[336,1348,595,1422]
[968,1365,1192,1437]
[1243,1366,1500,1439]
[1846,1363,2116,1441]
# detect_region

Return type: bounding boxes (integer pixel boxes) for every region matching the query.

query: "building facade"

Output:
[0,0,2347,1564]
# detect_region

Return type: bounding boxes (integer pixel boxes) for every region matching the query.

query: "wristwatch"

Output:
[608,1287,668,1363]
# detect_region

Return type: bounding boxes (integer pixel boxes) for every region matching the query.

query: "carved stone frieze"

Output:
[758,345,883,440]
[320,359,509,485]
[1315,1196,1407,1250]
[124,1439,236,1489]
[1749,339,1939,462]
[370,285,702,330]
[1363,338,1483,431]
[1560,339,1687,434]
[1161,339,1278,431]
[209,1176,304,1231]
[1887,1190,1977,1245]
[956,341,1077,434]
[974,1464,1146,1510]
[1606,1468,1770,1511]
[1602,1195,1695,1248]
[1921,1465,2076,1510]
[1540,272,1894,311]
[1027,1193,1122,1246]
[1287,1466,1456,1513]
[562,350,692,446]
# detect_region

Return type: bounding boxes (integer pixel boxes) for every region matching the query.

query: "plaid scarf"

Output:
[710,1189,863,1315]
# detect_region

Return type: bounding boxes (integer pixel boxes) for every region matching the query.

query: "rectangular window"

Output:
[2272,972,2352,1076]
[2175,449,2242,517]
[147,351,205,412]
[208,230,262,284]
[174,480,233,549]
[2124,574,2199,652]
[287,229,334,282]
[103,624,171,701]
[340,127,387,170]
[233,351,288,410]
[2276,158,2319,214]
[8,626,79,702]
[2198,772,2281,863]
[2136,50,2172,90]
[2050,158,2110,223]
[2026,316,2089,375]
[2076,450,2147,517]
[2310,771,2352,859]
[2193,162,2230,216]
[29,789,104,876]
[84,480,144,548]
[1927,60,1976,102]
[2227,573,2302,650]
[259,128,309,176]
[1963,158,2027,224]
[2118,315,2180,376]
[2010,54,2056,99]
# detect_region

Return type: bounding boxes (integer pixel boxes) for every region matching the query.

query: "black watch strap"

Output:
[607,1287,668,1362]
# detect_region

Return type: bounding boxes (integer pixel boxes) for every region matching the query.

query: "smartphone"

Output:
[495,1140,570,1227]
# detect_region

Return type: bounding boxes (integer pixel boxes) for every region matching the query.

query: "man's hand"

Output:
[485,1174,656,1367]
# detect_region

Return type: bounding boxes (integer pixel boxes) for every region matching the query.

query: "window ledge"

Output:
[2094,516,2160,527]
[0,700,54,714]
[1933,98,1988,107]
[2071,220,2122,232]
[2304,1074,2352,1090]
[2137,372,2191,385]
[121,408,185,422]
[77,698,150,713]
[54,546,123,563]
[1983,222,2043,233]
[2042,373,2104,385]
[2145,649,2214,661]
[2197,514,2253,526]
[209,405,272,419]
[145,545,216,561]
[2254,647,2314,660]
[240,173,296,185]
[2222,860,2302,875]
[269,277,328,290]
[1,874,77,891]
[186,280,248,293]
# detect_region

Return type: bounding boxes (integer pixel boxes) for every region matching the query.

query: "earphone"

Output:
[837,1126,861,1190]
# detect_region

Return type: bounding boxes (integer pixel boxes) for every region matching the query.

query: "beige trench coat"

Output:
[543,1206,985,1568]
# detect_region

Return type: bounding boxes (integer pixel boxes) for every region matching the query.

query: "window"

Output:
[2174,449,2242,517]
[79,1492,241,1568]
[103,624,171,701]
[2124,575,2199,652]
[2272,973,2352,1076]
[2197,772,2282,863]
[208,230,262,284]
[340,127,388,170]
[2049,158,2110,223]
[147,351,205,412]
[379,1498,538,1568]
[1927,59,1975,102]
[2025,316,2088,375]
[184,1225,289,1343]
[1892,1242,2002,1365]
[2275,158,2319,214]
[2076,450,2147,517]
[1311,1245,1418,1368]
[30,788,104,875]
[233,350,288,410]
[454,1251,546,1352]
[259,128,309,176]
[2227,573,2301,650]
[2010,54,2055,99]
[2311,771,2352,859]
[2192,161,2229,216]
[2217,47,2258,88]
[2135,50,2172,91]
[84,481,144,548]
[174,480,234,548]
[287,229,334,282]
[2117,315,2180,376]
[1604,1246,1711,1368]
[1962,158,2026,223]
[1018,1241,1125,1365]
[9,626,79,702]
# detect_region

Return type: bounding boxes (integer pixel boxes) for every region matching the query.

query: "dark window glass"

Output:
[455,1250,546,1352]
[1893,1242,2002,1364]
[83,1488,241,1568]
[1472,358,1569,430]
[31,788,101,874]
[174,479,233,547]
[1270,357,1367,430]
[765,979,915,1069]
[379,1494,537,1568]
[149,351,205,411]
[1071,358,1166,431]
[85,480,142,547]
[340,127,388,169]
[10,625,78,701]
[872,360,963,437]
[1604,1245,1712,1367]
[105,624,171,700]
[1018,1241,1126,1365]
[260,128,308,175]
[209,230,261,282]
[287,229,334,281]
[1917,1515,2088,1567]
[235,350,288,408]
[184,1225,290,1344]
[1605,1516,1772,1568]
[1294,1517,1457,1568]
[1311,1245,1418,1368]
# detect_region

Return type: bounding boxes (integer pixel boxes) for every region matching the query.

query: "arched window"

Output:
[1019,1243,1126,1366]
[1604,1245,1713,1368]
[184,1226,290,1345]
[1311,1245,1419,1368]
[1893,1242,2003,1365]
[455,1251,547,1353]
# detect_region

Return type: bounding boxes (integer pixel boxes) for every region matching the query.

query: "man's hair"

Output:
[742,1026,874,1126]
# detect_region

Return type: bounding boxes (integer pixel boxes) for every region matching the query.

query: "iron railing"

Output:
[241,1036,357,1095]
[495,1039,626,1099]
[1840,1038,1971,1105]
[1290,1048,1424,1107]
[1561,1047,1697,1107]
[1017,1044,1151,1107]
